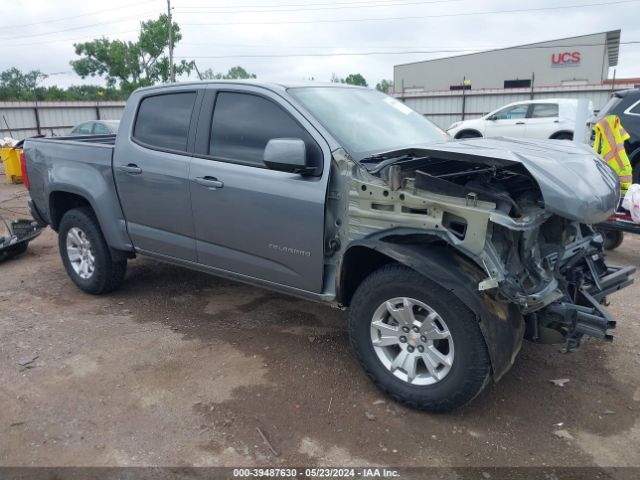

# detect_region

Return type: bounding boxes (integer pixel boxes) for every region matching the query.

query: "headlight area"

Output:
[483,217,635,351]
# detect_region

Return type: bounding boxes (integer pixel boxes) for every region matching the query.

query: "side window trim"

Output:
[624,99,640,117]
[130,89,203,156]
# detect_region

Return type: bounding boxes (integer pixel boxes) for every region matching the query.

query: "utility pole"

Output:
[167,0,174,83]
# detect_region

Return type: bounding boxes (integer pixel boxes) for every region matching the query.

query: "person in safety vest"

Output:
[593,114,633,195]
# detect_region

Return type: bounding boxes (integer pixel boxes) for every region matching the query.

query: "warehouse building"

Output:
[392,30,639,129]
[395,30,621,91]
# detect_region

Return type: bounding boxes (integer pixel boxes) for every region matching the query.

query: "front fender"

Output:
[344,236,524,381]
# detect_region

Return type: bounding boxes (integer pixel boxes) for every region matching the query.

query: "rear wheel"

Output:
[58,207,126,294]
[348,264,491,412]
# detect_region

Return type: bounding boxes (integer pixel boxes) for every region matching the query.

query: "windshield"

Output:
[288,87,447,159]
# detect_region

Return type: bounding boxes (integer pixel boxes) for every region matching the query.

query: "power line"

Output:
[178,0,439,9]
[175,40,640,59]
[0,10,162,41]
[181,0,639,27]
[174,0,463,15]
[17,0,159,28]
[0,30,142,49]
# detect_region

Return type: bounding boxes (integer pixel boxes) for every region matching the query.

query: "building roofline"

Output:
[394,29,621,68]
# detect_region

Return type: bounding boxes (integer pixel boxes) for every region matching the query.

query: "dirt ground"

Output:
[1,181,639,469]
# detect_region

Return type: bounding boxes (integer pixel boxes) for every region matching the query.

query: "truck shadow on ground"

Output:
[92,257,640,465]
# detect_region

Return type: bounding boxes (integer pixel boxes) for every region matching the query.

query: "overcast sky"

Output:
[1,0,639,89]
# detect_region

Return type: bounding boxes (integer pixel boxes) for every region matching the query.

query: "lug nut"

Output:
[417,345,424,353]
[399,336,407,343]
[407,346,415,353]
[402,326,410,333]
[412,326,420,333]
[420,336,427,343]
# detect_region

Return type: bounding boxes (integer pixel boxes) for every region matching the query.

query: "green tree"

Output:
[0,67,48,100]
[199,66,257,80]
[344,73,368,87]
[71,14,195,92]
[375,79,393,93]
[330,73,368,87]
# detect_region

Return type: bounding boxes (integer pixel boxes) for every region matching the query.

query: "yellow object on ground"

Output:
[0,147,22,184]
[593,115,632,194]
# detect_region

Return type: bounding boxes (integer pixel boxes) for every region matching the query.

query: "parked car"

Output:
[22,82,634,412]
[447,99,590,141]
[69,120,120,135]
[593,88,640,183]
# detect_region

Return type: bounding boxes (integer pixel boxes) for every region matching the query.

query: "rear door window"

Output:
[208,91,321,171]
[93,123,111,134]
[133,92,197,152]
[530,103,559,118]
[494,104,528,120]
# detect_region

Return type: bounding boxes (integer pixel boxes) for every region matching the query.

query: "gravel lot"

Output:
[1,181,639,468]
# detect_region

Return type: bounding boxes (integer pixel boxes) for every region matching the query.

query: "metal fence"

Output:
[393,82,639,130]
[0,101,126,140]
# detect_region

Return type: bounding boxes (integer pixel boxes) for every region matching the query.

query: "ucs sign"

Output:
[551,52,581,68]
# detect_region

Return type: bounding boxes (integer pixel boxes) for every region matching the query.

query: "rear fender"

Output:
[341,234,524,381]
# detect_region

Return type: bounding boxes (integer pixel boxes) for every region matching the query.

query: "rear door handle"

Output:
[194,176,224,189]
[119,164,142,174]
[516,122,525,125]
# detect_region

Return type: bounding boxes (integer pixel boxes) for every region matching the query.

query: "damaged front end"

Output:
[336,137,635,354]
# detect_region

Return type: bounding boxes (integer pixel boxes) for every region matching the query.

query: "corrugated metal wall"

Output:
[0,101,126,140]
[395,83,637,129]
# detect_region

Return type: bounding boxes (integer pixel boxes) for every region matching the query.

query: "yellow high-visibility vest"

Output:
[593,115,632,194]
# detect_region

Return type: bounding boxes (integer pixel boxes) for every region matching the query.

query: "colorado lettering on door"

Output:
[551,51,581,67]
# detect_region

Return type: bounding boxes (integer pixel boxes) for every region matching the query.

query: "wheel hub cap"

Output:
[370,297,455,386]
[66,227,95,280]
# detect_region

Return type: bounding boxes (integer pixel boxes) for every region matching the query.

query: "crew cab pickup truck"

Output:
[23,81,635,412]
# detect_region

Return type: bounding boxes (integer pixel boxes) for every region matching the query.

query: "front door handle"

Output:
[194,176,224,189]
[515,121,525,125]
[119,164,142,174]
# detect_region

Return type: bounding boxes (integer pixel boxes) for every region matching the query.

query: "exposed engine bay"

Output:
[328,138,635,352]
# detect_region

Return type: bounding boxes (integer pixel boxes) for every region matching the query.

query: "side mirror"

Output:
[487,114,498,121]
[263,138,312,174]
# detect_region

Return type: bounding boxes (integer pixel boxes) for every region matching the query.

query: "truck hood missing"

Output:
[364,137,619,225]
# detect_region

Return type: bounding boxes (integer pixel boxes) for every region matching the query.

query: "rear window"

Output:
[133,92,197,152]
[530,103,558,118]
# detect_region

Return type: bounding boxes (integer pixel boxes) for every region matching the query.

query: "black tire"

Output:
[348,264,491,412]
[552,132,573,140]
[456,131,482,139]
[58,207,127,294]
[602,230,624,250]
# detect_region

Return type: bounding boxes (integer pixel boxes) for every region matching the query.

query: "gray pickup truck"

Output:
[23,81,635,412]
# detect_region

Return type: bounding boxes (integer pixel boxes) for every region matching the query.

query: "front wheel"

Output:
[58,207,127,294]
[348,264,491,412]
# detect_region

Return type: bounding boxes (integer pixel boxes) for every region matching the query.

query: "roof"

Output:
[134,80,366,93]
[394,30,622,68]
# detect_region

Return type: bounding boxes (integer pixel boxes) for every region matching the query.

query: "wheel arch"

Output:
[49,190,92,231]
[549,130,574,140]
[454,129,483,139]
[338,233,524,381]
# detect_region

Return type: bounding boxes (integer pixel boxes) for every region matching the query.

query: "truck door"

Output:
[526,103,560,139]
[113,89,202,261]
[189,87,329,293]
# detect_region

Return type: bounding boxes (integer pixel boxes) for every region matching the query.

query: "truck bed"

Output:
[23,133,132,252]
